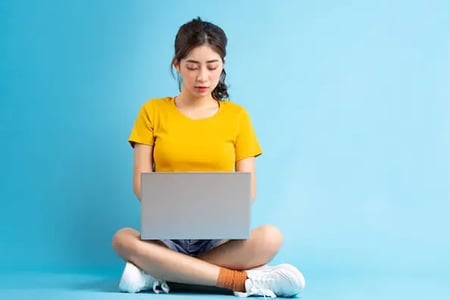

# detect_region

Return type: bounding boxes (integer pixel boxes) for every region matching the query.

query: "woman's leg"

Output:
[198,224,283,270]
[113,225,283,282]
[112,225,303,297]
[112,227,220,286]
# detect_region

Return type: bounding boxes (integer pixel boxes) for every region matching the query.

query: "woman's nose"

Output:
[196,67,208,83]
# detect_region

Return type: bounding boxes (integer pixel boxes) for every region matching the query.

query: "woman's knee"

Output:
[112,227,140,254]
[253,224,284,255]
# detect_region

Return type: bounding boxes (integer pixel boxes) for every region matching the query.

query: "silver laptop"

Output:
[140,172,251,240]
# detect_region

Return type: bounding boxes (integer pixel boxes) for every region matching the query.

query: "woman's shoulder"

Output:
[220,99,250,115]
[141,96,173,109]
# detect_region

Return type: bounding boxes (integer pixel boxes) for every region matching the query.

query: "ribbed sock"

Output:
[216,267,248,292]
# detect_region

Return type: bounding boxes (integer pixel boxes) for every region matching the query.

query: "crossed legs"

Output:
[112,225,283,286]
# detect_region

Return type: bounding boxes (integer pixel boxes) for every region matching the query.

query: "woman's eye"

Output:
[185,64,218,71]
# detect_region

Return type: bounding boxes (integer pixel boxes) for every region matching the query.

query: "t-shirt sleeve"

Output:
[128,103,154,147]
[235,109,263,161]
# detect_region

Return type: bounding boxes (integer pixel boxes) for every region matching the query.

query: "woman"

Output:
[112,17,305,298]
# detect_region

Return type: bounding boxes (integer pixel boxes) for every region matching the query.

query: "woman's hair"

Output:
[172,17,229,100]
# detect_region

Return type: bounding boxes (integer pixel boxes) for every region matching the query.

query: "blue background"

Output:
[1,0,449,299]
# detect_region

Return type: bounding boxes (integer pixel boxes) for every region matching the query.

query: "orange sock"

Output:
[217,267,248,292]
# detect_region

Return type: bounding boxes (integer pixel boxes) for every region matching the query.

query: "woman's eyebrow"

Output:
[185,59,220,64]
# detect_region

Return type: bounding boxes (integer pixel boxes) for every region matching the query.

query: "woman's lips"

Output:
[195,86,208,92]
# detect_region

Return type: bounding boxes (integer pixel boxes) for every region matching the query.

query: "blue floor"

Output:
[0,272,448,300]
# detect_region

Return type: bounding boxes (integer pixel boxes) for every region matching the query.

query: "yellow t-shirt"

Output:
[128,97,262,172]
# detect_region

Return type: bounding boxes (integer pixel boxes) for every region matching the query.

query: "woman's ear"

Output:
[173,59,180,73]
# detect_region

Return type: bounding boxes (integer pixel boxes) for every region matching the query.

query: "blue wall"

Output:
[1,0,449,281]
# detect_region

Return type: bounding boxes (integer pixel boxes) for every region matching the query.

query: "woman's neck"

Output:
[175,92,216,108]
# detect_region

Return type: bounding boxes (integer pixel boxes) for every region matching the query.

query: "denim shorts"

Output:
[161,239,222,256]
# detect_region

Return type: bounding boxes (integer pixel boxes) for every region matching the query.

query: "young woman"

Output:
[112,17,305,298]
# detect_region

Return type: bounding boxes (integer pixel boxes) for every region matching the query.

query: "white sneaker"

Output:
[119,262,170,294]
[234,264,306,298]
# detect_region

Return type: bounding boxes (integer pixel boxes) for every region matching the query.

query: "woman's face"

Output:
[175,45,224,98]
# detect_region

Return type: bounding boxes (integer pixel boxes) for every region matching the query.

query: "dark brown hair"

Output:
[172,17,229,100]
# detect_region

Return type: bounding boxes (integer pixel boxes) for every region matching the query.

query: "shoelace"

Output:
[246,287,276,298]
[247,267,295,298]
[246,274,278,298]
[153,280,170,294]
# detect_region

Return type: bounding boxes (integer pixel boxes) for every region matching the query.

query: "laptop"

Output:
[140,172,251,240]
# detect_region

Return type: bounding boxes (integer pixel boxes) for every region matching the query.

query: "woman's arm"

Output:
[235,157,257,202]
[133,143,153,201]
